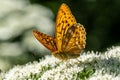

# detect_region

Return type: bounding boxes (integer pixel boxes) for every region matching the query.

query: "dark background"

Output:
[30,0,120,51]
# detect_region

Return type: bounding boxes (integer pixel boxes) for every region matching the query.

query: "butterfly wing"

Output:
[33,3,86,60]
[64,23,86,54]
[55,3,76,51]
[33,30,57,52]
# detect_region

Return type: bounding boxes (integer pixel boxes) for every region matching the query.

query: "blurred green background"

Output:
[0,0,120,71]
[30,0,120,51]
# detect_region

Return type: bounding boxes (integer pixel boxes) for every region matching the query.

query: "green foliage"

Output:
[25,65,52,79]
[77,67,95,80]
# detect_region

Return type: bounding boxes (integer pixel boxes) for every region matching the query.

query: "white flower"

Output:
[1,46,120,80]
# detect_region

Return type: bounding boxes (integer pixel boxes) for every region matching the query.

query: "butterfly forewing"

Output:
[56,3,76,51]
[33,30,57,52]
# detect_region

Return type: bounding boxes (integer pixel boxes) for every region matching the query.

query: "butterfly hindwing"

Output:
[64,23,86,54]
[33,30,57,52]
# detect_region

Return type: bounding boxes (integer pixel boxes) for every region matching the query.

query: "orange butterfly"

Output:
[33,3,86,60]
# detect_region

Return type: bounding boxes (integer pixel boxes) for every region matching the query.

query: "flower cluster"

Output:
[1,46,120,80]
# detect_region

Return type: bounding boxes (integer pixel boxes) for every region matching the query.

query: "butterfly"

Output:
[33,3,86,60]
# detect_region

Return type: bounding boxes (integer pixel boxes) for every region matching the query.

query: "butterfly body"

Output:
[52,51,80,60]
[33,3,86,60]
